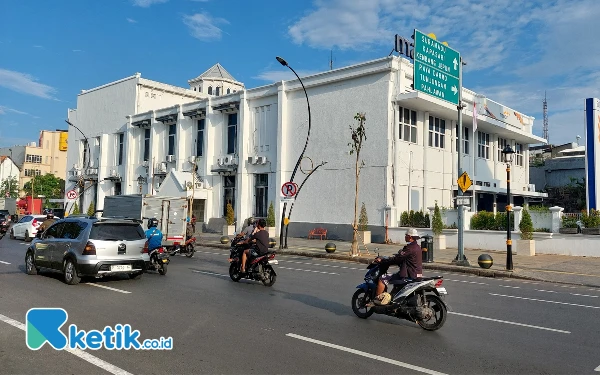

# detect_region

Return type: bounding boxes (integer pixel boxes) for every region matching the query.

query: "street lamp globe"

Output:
[502,145,515,164]
[137,175,145,185]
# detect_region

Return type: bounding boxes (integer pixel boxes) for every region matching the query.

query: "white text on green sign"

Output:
[414,30,460,79]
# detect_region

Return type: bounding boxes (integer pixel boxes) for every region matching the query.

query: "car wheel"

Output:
[63,259,80,285]
[24,230,31,242]
[25,251,38,275]
[9,229,15,240]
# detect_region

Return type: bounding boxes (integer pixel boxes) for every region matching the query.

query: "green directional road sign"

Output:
[413,29,461,106]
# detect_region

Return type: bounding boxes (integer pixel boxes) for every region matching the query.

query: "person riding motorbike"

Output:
[145,218,163,252]
[373,228,423,298]
[37,212,56,235]
[240,218,269,274]
[242,217,257,239]
[185,215,196,242]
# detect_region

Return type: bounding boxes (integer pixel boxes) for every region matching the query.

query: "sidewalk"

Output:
[198,233,600,288]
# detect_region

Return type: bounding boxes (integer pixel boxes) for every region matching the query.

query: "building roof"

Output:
[188,63,237,83]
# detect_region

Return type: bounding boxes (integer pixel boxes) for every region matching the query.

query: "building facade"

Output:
[0,130,68,195]
[0,156,20,196]
[65,57,546,238]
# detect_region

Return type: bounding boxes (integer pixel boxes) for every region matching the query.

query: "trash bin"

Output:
[421,235,434,263]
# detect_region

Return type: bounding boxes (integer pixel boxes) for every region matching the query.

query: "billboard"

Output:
[475,97,530,130]
[585,98,600,211]
[59,131,68,151]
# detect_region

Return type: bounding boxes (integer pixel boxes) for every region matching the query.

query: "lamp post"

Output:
[502,144,515,271]
[275,56,312,249]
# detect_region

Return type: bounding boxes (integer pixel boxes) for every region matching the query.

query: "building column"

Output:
[423,111,429,210]
[124,117,135,194]
[274,82,288,236]
[203,99,216,220]
[236,92,251,232]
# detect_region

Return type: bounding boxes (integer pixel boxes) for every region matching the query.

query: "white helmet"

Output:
[405,228,419,237]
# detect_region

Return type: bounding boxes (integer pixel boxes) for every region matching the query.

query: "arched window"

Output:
[216,87,221,96]
[226,88,231,94]
[208,86,213,95]
[193,87,196,91]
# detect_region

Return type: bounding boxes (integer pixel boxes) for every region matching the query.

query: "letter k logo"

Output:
[26,308,68,350]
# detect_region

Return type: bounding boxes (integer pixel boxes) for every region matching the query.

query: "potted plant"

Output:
[222,203,235,236]
[517,208,535,256]
[357,202,371,245]
[559,216,579,234]
[431,201,446,250]
[581,209,600,235]
[266,202,276,237]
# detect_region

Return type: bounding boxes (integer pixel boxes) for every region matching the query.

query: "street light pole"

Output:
[275,56,312,249]
[502,145,515,271]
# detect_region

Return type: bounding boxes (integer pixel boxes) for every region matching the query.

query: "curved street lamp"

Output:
[275,56,313,249]
[502,144,515,271]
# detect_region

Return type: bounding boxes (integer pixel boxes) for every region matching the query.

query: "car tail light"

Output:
[82,241,96,255]
[434,279,443,287]
[142,241,149,253]
[32,219,39,227]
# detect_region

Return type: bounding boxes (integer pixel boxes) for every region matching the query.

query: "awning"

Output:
[212,102,239,113]
[210,166,236,174]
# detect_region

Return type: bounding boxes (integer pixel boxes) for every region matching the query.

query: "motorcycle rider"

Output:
[145,218,163,253]
[240,218,269,274]
[37,212,57,234]
[242,217,257,239]
[373,227,423,297]
[186,215,196,242]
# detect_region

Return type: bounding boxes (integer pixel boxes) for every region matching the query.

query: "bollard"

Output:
[325,242,336,253]
[477,254,493,269]
[420,235,434,263]
[269,238,276,248]
[220,236,229,244]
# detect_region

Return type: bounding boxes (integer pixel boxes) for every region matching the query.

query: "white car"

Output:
[10,215,48,241]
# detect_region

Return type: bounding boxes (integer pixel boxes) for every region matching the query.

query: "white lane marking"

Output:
[286,333,447,375]
[449,312,570,334]
[595,364,600,371]
[0,260,11,265]
[571,293,599,298]
[0,313,133,375]
[498,285,520,289]
[490,293,600,309]
[278,266,339,275]
[535,289,557,293]
[85,283,131,294]
[445,279,487,285]
[192,270,228,277]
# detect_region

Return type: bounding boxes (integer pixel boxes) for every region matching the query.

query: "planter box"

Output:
[582,228,600,235]
[517,239,535,256]
[559,228,578,234]
[223,225,235,236]
[357,230,371,245]
[433,234,446,251]
[267,227,277,238]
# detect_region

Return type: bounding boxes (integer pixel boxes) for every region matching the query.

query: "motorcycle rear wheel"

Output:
[229,263,242,282]
[158,263,167,275]
[261,266,276,287]
[351,289,374,319]
[185,244,195,258]
[416,295,447,331]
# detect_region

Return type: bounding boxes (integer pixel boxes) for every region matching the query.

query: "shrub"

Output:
[432,201,443,236]
[225,203,235,225]
[266,202,276,227]
[581,209,600,228]
[400,211,409,226]
[86,202,95,217]
[561,216,579,229]
[72,202,80,215]
[358,202,368,231]
[519,209,534,240]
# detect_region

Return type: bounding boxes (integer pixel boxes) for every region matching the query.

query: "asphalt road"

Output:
[1,236,599,375]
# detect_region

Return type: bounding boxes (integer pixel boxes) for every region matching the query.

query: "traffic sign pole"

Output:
[455,57,470,266]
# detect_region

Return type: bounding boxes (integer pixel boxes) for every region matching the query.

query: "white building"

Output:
[0,156,20,195]
[65,57,546,240]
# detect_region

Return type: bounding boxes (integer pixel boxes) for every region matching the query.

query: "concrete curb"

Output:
[201,242,599,288]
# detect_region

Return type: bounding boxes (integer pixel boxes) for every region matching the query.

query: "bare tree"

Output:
[348,113,367,256]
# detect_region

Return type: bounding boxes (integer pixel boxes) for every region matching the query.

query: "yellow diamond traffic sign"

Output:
[457,171,472,193]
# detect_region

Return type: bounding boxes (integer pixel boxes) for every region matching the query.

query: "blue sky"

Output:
[1,0,599,148]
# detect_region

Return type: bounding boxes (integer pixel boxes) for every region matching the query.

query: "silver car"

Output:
[25,217,149,285]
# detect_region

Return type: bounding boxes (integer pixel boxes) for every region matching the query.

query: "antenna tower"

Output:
[543,91,549,143]
[329,50,333,70]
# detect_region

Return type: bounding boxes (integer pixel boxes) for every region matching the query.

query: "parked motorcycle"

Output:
[0,216,10,240]
[351,258,448,331]
[169,237,196,258]
[228,237,277,286]
[147,246,169,275]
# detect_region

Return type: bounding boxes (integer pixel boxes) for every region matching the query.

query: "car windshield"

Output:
[89,223,145,241]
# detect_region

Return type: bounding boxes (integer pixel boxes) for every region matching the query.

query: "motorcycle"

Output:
[0,216,11,239]
[169,237,196,258]
[147,246,169,275]
[351,257,449,331]
[228,236,277,287]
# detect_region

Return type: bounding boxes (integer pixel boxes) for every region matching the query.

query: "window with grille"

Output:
[118,133,124,165]
[498,137,508,161]
[254,174,268,218]
[455,125,470,154]
[399,107,417,143]
[227,113,238,155]
[196,119,205,157]
[26,154,42,163]
[143,129,150,162]
[168,125,176,156]
[515,143,524,166]
[428,116,446,149]
[478,132,490,159]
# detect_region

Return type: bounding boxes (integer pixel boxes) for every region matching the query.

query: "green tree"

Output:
[432,201,444,236]
[348,112,367,256]
[86,202,95,217]
[358,202,368,231]
[72,202,80,215]
[23,173,65,206]
[0,176,19,198]
[519,209,534,240]
[266,202,276,227]
[225,203,235,225]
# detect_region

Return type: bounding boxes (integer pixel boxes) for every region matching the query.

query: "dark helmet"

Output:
[257,218,267,228]
[147,218,159,228]
[46,212,54,219]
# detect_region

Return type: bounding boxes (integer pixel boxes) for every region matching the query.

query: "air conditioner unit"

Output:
[73,170,82,176]
[166,155,175,163]
[257,156,267,165]
[217,157,225,166]
[247,156,257,164]
[224,156,238,166]
[87,168,98,175]
[155,162,167,173]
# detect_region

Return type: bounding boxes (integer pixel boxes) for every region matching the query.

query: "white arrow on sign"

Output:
[453,58,458,70]
[451,86,458,95]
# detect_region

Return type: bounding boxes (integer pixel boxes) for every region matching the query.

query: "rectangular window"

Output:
[118,133,124,165]
[498,138,508,161]
[196,119,205,157]
[143,129,150,162]
[168,124,176,156]
[399,107,417,143]
[428,116,446,149]
[478,131,490,159]
[227,113,238,155]
[455,125,470,154]
[223,176,236,217]
[254,174,268,218]
[25,154,42,163]
[515,143,524,166]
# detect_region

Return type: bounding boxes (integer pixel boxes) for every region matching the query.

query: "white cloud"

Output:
[253,69,320,82]
[72,49,83,52]
[127,18,138,23]
[131,0,168,7]
[0,106,29,115]
[182,13,228,41]
[0,68,56,99]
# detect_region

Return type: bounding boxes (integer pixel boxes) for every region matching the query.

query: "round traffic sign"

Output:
[281,182,298,198]
[66,189,78,200]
